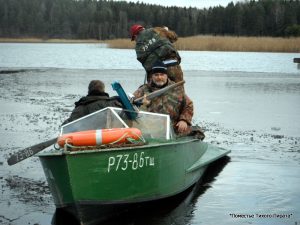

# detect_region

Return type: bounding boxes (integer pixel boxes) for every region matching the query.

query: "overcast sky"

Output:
[121,0,241,9]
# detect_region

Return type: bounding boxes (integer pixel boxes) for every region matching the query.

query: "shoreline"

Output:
[0,38,102,44]
[1,36,300,53]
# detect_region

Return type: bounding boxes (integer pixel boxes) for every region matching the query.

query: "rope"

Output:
[127,130,146,144]
[109,132,130,145]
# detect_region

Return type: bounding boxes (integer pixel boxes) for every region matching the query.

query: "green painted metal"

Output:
[186,144,230,173]
[38,137,230,208]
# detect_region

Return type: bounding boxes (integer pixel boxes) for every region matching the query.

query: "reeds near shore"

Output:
[176,36,300,52]
[104,39,135,49]
[106,36,300,53]
[1,36,299,52]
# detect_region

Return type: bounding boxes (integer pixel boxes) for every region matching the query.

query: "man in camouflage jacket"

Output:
[133,61,193,135]
[130,24,184,83]
[62,80,122,125]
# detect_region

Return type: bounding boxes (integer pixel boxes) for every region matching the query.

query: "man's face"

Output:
[152,73,168,87]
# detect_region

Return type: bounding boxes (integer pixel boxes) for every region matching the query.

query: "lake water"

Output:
[0,43,299,73]
[0,43,299,225]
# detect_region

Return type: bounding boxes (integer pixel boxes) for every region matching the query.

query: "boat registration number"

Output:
[107,151,155,172]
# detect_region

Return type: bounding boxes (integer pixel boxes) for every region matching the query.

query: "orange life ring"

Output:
[57,128,142,147]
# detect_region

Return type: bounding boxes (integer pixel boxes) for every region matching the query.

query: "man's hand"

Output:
[176,120,188,133]
[142,94,151,106]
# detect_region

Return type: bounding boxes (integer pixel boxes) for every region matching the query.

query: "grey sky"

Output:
[121,0,240,9]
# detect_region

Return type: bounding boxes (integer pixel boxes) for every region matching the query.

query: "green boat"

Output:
[37,107,230,225]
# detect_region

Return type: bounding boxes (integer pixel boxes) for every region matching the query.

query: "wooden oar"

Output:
[7,137,57,166]
[133,80,185,104]
[7,81,185,166]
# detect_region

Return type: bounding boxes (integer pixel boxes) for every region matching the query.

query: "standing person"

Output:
[133,61,193,135]
[130,24,183,83]
[62,80,122,125]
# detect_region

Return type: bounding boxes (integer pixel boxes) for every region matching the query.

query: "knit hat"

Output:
[130,24,144,41]
[88,80,105,95]
[150,61,168,75]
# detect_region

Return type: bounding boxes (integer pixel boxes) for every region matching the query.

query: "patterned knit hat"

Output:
[130,24,144,41]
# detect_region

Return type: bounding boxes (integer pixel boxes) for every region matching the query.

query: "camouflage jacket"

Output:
[62,93,122,125]
[133,80,193,132]
[135,27,181,72]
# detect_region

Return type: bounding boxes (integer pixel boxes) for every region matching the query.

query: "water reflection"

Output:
[225,81,300,93]
[52,209,80,225]
[52,156,230,225]
[1,43,299,73]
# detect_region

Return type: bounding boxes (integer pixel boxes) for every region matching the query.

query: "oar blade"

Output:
[7,137,57,166]
[133,80,185,104]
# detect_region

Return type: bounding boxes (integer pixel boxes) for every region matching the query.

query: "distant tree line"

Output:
[0,0,300,39]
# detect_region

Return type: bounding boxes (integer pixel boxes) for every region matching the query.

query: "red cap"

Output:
[130,24,144,41]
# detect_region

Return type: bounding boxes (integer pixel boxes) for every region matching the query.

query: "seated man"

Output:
[133,61,193,135]
[62,80,122,125]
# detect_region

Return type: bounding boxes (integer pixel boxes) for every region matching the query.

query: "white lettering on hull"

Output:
[107,152,155,172]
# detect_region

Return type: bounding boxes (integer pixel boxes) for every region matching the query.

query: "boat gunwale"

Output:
[37,137,202,157]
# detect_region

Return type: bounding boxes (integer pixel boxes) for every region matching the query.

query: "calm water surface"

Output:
[0,43,299,73]
[0,43,299,225]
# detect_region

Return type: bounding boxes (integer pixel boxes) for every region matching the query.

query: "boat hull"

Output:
[38,138,230,224]
[53,183,197,225]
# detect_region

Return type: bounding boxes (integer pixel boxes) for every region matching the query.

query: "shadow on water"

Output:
[52,209,80,225]
[52,156,230,225]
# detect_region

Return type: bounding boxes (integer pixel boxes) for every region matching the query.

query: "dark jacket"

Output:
[62,92,122,125]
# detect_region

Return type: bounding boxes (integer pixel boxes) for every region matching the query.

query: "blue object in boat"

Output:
[111,81,138,120]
